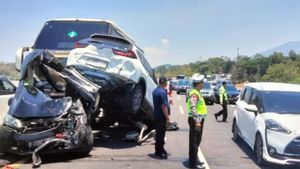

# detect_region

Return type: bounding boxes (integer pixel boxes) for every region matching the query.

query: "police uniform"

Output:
[186,77,207,169]
[214,84,228,122]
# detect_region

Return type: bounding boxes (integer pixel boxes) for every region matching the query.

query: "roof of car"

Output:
[47,18,136,44]
[245,82,300,92]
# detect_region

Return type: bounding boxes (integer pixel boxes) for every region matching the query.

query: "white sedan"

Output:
[0,77,16,125]
[232,82,300,166]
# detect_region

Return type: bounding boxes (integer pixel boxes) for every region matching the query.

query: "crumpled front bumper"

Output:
[2,125,73,155]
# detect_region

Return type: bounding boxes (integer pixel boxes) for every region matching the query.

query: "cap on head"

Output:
[222,81,227,85]
[159,76,168,85]
[192,74,205,83]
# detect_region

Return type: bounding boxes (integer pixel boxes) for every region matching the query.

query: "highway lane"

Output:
[1,93,299,169]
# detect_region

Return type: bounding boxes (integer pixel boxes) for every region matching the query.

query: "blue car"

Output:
[214,84,239,104]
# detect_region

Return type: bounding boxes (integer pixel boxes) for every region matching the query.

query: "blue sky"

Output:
[1,0,300,66]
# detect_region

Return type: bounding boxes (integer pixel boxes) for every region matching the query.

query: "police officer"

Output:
[186,74,207,169]
[214,81,228,122]
[152,76,170,159]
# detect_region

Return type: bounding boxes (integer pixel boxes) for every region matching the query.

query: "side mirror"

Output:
[245,104,258,115]
[15,47,30,71]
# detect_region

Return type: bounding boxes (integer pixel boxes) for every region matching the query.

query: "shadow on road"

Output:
[233,138,299,169]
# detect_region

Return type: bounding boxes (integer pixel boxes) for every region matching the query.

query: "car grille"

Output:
[284,137,300,159]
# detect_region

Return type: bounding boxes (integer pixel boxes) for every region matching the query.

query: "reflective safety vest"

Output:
[219,86,228,103]
[186,88,207,117]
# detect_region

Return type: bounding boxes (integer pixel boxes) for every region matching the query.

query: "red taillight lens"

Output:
[55,133,64,139]
[74,41,87,48]
[112,49,136,59]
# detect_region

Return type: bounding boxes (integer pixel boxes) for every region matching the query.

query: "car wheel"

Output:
[128,84,144,114]
[232,120,241,142]
[254,134,266,166]
[79,125,94,156]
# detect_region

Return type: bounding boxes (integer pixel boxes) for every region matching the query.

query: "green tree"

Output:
[261,63,300,83]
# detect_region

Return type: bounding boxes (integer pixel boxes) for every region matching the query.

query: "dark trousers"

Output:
[188,117,205,165]
[155,118,166,154]
[215,103,228,121]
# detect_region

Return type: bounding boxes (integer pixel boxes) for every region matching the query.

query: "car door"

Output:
[242,88,258,147]
[0,79,16,125]
[245,90,261,147]
[235,87,249,139]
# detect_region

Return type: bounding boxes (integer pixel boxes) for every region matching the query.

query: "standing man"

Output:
[152,76,170,159]
[186,74,207,169]
[214,81,228,122]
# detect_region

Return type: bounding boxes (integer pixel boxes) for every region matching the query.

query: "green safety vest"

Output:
[219,86,228,103]
[186,88,207,117]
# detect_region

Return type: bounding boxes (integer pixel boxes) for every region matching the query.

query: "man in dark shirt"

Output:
[152,76,170,159]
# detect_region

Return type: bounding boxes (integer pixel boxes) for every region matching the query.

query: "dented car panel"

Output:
[2,51,97,167]
[67,34,157,120]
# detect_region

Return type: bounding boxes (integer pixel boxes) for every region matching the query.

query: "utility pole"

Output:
[237,47,239,57]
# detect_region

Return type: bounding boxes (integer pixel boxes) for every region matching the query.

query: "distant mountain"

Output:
[259,40,300,56]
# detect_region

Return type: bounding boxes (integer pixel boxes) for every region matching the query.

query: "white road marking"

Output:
[177,95,180,100]
[198,147,210,169]
[179,105,184,115]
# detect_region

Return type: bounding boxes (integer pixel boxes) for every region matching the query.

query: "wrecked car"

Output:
[67,34,158,128]
[1,50,100,167]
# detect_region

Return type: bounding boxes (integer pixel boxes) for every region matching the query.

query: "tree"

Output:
[261,63,300,83]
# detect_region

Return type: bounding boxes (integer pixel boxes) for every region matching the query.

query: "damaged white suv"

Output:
[67,34,158,122]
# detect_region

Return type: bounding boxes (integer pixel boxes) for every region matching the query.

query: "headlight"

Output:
[265,119,291,134]
[3,114,23,129]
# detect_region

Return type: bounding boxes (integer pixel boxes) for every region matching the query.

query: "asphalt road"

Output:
[1,93,299,169]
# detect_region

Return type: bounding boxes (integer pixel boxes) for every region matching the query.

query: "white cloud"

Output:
[144,38,170,67]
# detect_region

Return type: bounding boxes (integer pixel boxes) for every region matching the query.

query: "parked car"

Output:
[176,79,190,94]
[216,79,233,86]
[214,84,239,104]
[200,81,215,105]
[1,51,97,167]
[0,75,16,125]
[169,80,179,91]
[232,82,300,166]
[16,18,136,70]
[186,80,215,105]
[67,34,158,127]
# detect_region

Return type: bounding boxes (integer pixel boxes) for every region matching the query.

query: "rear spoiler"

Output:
[89,34,133,45]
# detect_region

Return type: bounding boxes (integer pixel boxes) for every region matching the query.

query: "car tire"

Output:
[232,120,241,142]
[79,125,94,156]
[254,134,266,166]
[127,84,144,114]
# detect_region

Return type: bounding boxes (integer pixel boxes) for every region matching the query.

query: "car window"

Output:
[249,91,257,105]
[34,21,110,50]
[0,79,15,95]
[240,88,247,100]
[137,50,157,84]
[244,88,252,104]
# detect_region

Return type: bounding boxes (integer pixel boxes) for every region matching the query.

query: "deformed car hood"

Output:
[9,50,100,118]
[8,82,72,118]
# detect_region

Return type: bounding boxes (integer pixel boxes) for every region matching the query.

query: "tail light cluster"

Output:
[74,41,88,48]
[112,49,136,59]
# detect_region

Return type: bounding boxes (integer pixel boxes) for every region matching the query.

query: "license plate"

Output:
[86,58,107,68]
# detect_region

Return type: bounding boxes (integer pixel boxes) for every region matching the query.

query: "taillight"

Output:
[112,49,136,59]
[74,41,87,48]
[55,133,64,139]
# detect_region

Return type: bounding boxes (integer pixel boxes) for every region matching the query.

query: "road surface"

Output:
[0,93,299,169]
